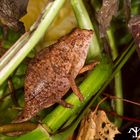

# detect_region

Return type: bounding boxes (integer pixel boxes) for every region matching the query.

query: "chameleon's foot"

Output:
[56,99,73,108]
[79,61,100,74]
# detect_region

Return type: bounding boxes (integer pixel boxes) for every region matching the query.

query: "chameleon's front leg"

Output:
[79,61,99,74]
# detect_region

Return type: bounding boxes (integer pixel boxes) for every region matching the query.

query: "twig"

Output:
[105,109,140,123]
[8,78,19,106]
[0,94,9,102]
[93,97,107,114]
[0,88,23,102]
[104,93,140,107]
[0,122,37,133]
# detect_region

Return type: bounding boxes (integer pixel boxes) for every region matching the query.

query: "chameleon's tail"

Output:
[8,107,37,136]
[12,110,32,123]
[12,104,38,123]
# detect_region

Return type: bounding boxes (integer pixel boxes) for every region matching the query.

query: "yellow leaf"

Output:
[21,0,77,45]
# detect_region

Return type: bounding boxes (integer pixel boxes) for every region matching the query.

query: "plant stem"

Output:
[113,41,134,69]
[0,0,66,86]
[107,29,123,127]
[71,0,101,60]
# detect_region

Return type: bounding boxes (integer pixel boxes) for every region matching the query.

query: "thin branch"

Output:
[105,110,140,123]
[104,93,140,107]
[0,122,37,133]
[8,78,19,106]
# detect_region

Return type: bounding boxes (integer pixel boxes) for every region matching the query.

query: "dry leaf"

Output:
[137,135,140,140]
[77,110,120,140]
[0,0,29,32]
[128,15,140,57]
[97,0,119,37]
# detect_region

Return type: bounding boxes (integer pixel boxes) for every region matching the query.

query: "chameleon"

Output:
[13,28,98,123]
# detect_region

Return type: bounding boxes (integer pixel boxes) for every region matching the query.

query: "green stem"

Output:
[107,29,123,127]
[71,0,101,60]
[0,0,65,86]
[113,41,134,69]
[113,73,123,125]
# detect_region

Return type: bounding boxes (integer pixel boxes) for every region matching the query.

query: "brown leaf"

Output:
[0,0,29,32]
[97,0,119,37]
[77,110,120,140]
[128,16,140,57]
[137,135,140,140]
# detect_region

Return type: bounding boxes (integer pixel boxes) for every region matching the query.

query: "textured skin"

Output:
[14,28,93,123]
[0,0,28,32]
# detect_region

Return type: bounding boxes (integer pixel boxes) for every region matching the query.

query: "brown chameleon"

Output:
[0,0,29,34]
[14,28,97,123]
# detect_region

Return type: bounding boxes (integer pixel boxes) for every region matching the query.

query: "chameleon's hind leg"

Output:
[67,61,99,102]
[68,75,84,101]
[56,99,73,108]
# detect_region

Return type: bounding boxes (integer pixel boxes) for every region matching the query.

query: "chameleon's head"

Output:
[68,28,94,50]
[73,28,93,39]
